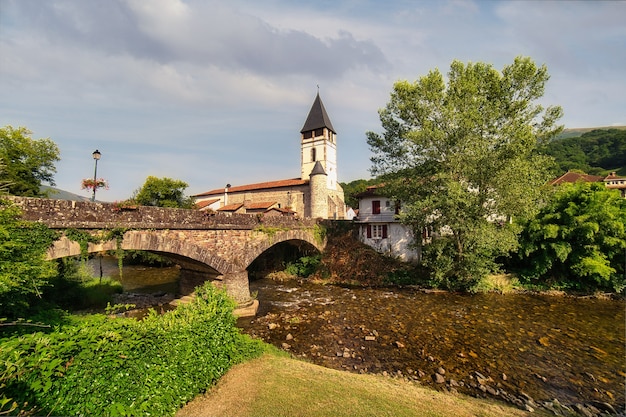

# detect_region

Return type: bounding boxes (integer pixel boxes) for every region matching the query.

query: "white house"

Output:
[604,172,626,198]
[354,185,419,262]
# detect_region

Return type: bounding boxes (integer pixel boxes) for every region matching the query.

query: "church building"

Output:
[192,93,347,219]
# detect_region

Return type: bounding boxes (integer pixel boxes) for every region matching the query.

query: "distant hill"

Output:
[557,126,626,139]
[40,185,91,202]
[544,127,626,176]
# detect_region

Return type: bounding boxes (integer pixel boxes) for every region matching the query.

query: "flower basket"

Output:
[81,178,109,191]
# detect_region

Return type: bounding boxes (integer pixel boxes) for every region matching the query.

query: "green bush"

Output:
[384,269,418,286]
[0,282,265,416]
[284,255,321,277]
[516,182,626,293]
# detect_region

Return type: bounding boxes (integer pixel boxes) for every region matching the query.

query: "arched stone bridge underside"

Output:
[10,197,326,311]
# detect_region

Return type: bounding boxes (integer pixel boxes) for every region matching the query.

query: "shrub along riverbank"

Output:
[0,282,266,416]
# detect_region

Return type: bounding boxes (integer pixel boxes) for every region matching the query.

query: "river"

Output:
[96,257,625,414]
[237,279,625,414]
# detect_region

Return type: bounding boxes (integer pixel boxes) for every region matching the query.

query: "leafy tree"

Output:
[0,126,60,197]
[0,161,10,195]
[340,178,379,209]
[132,176,194,208]
[517,182,626,292]
[0,200,58,318]
[366,56,563,290]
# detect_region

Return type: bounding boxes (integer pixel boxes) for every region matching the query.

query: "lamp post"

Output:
[91,149,101,202]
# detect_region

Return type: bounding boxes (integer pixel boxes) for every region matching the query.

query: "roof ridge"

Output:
[193,178,308,196]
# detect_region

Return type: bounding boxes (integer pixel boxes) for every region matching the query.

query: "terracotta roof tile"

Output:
[193,178,308,197]
[604,172,626,181]
[548,171,604,185]
[195,198,219,209]
[354,184,385,198]
[246,201,276,210]
[273,207,296,214]
[217,203,243,212]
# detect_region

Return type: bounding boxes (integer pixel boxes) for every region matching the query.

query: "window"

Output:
[315,128,324,137]
[372,200,381,214]
[303,131,312,139]
[311,147,316,162]
[366,224,388,239]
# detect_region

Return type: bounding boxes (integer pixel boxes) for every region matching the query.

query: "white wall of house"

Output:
[359,223,418,262]
[357,193,419,262]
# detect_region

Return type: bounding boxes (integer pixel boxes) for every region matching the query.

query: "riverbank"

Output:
[176,352,542,417]
[314,225,625,299]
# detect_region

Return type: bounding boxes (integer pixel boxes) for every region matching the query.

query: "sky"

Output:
[1,0,625,202]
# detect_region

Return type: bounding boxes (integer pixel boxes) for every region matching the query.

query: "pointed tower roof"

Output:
[301,92,336,134]
[310,160,327,176]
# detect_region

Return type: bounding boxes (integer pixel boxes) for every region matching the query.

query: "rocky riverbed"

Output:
[237,279,626,416]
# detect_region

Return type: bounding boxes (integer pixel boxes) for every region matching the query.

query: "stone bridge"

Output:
[10,197,327,314]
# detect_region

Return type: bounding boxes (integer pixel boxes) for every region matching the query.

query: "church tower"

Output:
[300,92,338,191]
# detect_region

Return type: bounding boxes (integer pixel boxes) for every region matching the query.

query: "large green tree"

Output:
[0,126,60,197]
[366,57,563,290]
[517,182,626,292]
[132,176,194,208]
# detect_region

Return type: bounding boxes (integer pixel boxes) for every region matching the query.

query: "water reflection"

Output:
[238,279,625,412]
[87,256,180,294]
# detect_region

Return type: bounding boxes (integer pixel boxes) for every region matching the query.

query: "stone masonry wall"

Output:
[8,196,318,230]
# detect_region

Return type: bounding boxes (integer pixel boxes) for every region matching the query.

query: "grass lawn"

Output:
[177,352,542,417]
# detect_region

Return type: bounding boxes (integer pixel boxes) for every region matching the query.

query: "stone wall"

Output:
[224,184,309,217]
[8,196,318,230]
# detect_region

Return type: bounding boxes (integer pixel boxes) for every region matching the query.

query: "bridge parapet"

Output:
[8,196,319,230]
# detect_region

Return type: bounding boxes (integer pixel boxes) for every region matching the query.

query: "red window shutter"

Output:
[372,200,381,214]
[382,225,388,239]
[366,225,372,238]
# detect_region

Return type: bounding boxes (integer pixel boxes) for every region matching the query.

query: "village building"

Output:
[353,169,626,262]
[604,171,626,198]
[192,93,347,219]
[547,171,604,186]
[548,170,626,198]
[354,185,420,262]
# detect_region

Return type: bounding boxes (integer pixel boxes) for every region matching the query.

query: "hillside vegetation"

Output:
[544,128,625,176]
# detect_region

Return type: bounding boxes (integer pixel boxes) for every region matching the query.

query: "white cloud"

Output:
[1,0,624,200]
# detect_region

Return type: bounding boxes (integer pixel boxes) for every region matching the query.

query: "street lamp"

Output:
[91,149,101,202]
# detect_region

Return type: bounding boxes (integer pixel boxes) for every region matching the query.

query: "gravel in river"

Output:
[237,279,626,416]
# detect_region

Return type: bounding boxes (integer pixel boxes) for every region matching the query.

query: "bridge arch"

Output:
[242,229,325,270]
[47,231,232,275]
[46,227,326,314]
